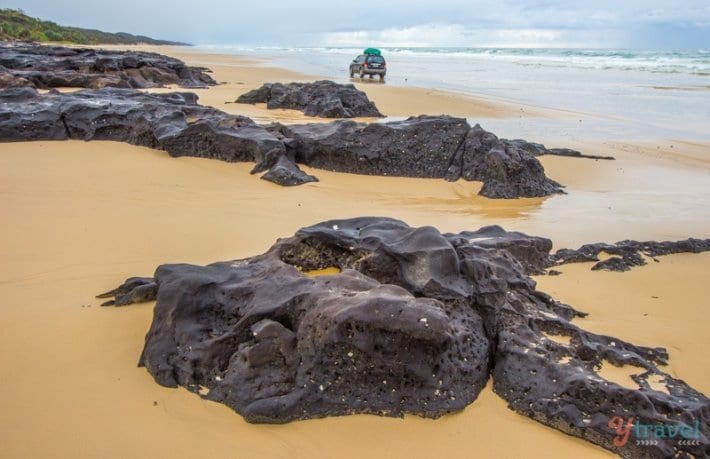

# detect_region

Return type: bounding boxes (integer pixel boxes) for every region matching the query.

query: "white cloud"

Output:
[322,24,618,48]
[323,24,470,47]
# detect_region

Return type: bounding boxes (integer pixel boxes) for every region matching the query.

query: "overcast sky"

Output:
[7,0,710,48]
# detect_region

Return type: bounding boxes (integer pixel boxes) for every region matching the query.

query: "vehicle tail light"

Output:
[364,62,368,68]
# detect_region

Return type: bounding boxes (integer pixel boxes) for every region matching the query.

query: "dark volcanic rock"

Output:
[278,116,564,198]
[0,87,592,198]
[279,115,470,178]
[504,139,616,160]
[106,218,494,423]
[260,155,319,186]
[237,80,383,118]
[99,218,709,458]
[96,277,157,306]
[0,87,301,182]
[445,224,553,275]
[552,238,710,272]
[459,125,565,198]
[0,43,216,89]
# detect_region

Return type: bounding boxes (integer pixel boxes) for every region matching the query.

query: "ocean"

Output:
[201,46,710,142]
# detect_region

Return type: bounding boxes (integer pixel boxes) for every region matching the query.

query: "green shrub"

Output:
[0,8,186,45]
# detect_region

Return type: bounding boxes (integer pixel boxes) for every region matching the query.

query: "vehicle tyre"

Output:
[350,68,354,78]
[359,68,365,78]
[379,74,384,81]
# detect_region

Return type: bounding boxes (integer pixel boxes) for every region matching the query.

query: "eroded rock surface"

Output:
[552,238,710,271]
[236,80,383,118]
[504,139,616,160]
[0,87,306,183]
[0,43,216,89]
[99,218,709,458]
[274,116,566,198]
[0,87,598,196]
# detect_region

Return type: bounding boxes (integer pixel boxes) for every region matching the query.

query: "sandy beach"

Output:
[1,46,708,458]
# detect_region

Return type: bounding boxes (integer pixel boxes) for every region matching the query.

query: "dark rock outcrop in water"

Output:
[552,238,710,272]
[236,80,383,118]
[1,87,582,197]
[0,43,216,89]
[99,218,709,458]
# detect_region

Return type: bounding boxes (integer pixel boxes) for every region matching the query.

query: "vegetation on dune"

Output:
[0,8,188,45]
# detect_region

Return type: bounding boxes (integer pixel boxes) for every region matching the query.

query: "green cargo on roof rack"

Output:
[363,48,381,56]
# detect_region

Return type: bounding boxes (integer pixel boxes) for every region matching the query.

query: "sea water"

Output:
[202,46,710,142]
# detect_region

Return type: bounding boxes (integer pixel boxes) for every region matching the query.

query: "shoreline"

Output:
[100,44,560,121]
[1,44,708,458]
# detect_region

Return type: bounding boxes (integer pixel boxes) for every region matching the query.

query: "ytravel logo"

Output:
[608,416,702,447]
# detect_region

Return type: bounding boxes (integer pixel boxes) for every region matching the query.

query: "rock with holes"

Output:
[0,43,216,89]
[551,238,710,272]
[127,219,493,422]
[99,217,709,458]
[273,116,564,198]
[445,224,553,275]
[236,80,383,118]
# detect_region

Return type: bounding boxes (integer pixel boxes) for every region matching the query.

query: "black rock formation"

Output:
[0,43,216,89]
[260,155,319,186]
[99,218,709,458]
[444,225,553,275]
[236,80,383,118]
[504,139,616,160]
[275,117,565,198]
[0,87,307,184]
[0,87,584,196]
[552,238,710,272]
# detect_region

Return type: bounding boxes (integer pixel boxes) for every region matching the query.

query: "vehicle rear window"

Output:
[367,56,385,63]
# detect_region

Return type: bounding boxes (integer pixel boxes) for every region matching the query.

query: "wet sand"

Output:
[1,47,709,458]
[102,45,553,122]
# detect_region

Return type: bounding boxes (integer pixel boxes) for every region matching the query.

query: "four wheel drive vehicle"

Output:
[349,49,386,81]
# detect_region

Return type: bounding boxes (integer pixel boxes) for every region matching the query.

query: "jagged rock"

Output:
[237,80,383,118]
[276,116,565,198]
[0,87,302,182]
[0,88,587,198]
[0,43,216,89]
[444,225,553,275]
[546,147,615,160]
[552,238,710,272]
[99,217,709,458]
[443,124,566,198]
[260,155,319,186]
[95,277,157,306]
[504,139,615,160]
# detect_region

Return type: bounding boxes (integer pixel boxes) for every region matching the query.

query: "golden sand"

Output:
[1,47,709,458]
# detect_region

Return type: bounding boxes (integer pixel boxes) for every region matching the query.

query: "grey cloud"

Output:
[4,0,709,47]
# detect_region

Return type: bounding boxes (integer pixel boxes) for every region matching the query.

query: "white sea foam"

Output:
[202,46,710,75]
